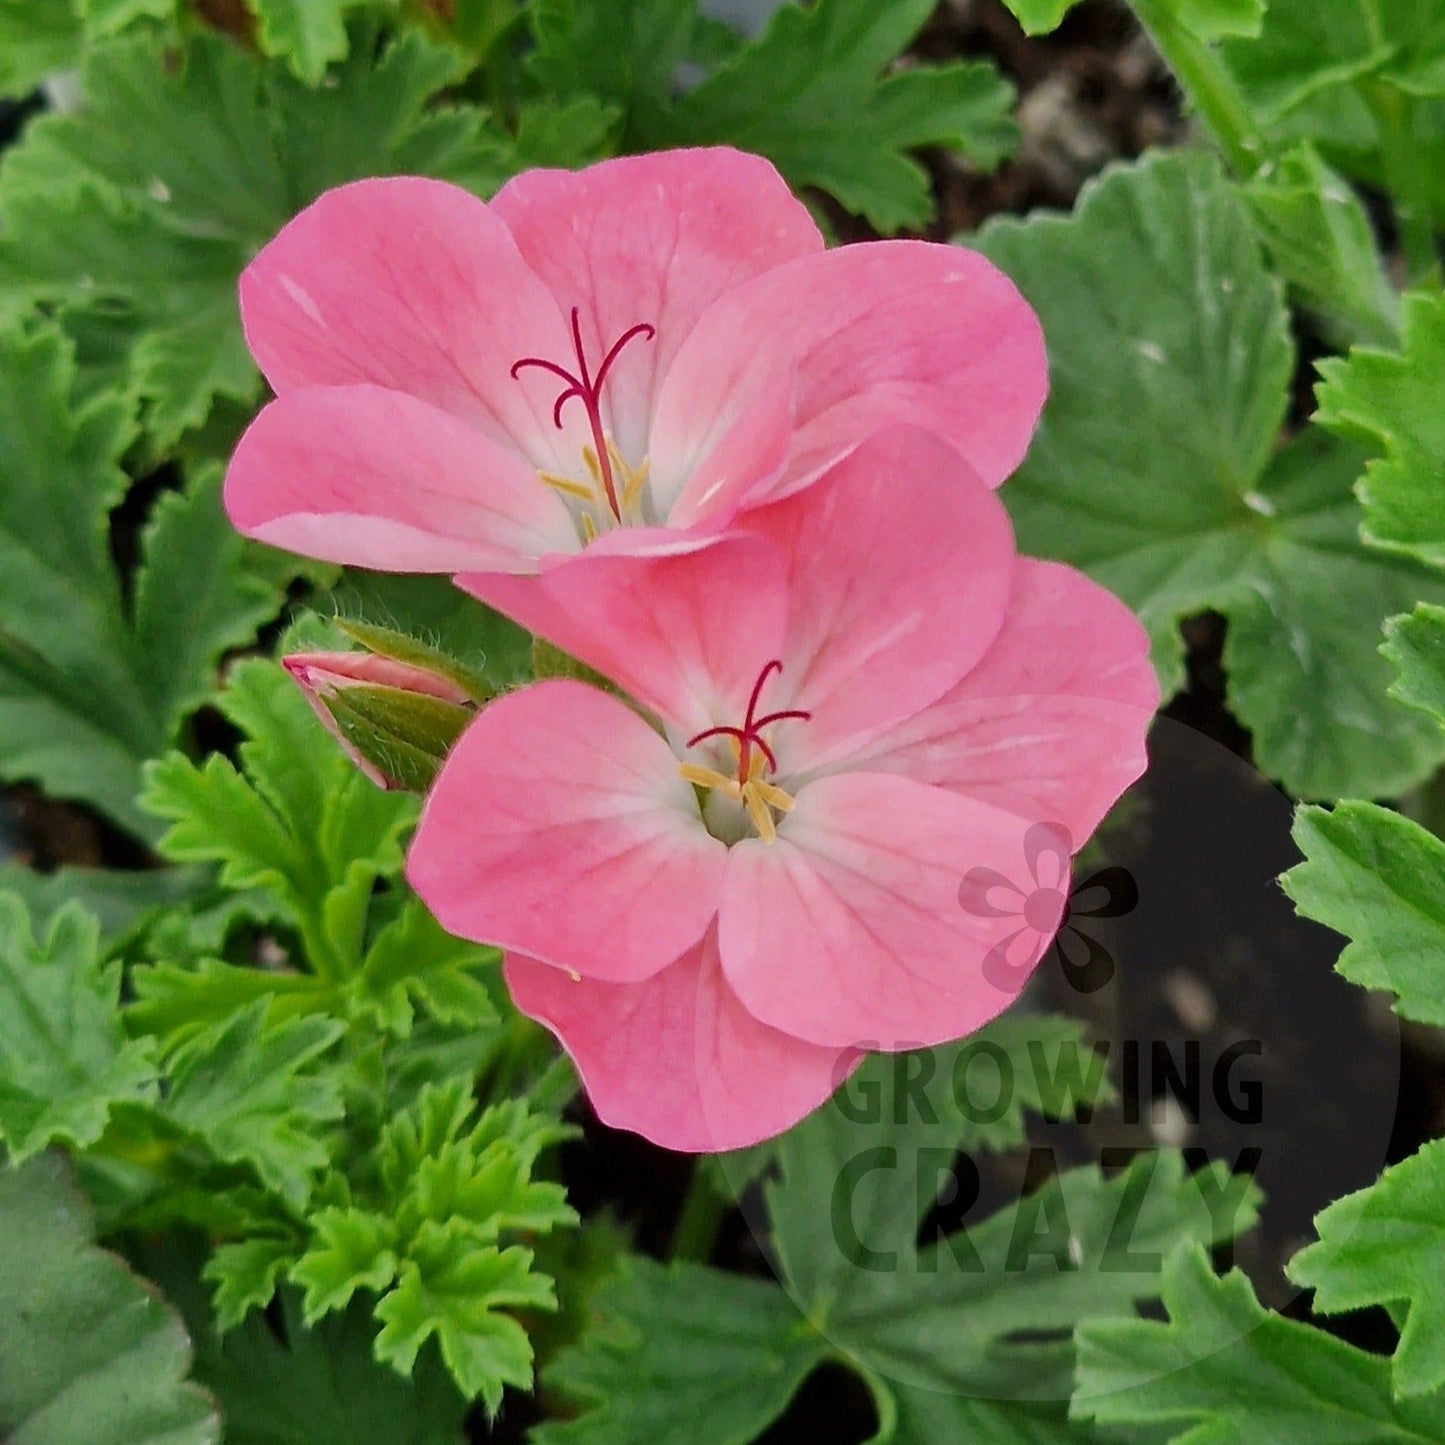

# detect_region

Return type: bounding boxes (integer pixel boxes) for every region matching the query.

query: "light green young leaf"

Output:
[660,0,1017,232]
[0,893,157,1161]
[1074,1242,1445,1441]
[248,0,376,83]
[972,149,1445,798]
[376,1238,556,1417]
[1289,1139,1445,1398]
[0,326,284,835]
[0,0,83,99]
[160,1003,346,1209]
[997,0,1080,34]
[0,30,502,446]
[292,1208,401,1321]
[1284,801,1445,1027]
[0,1154,219,1445]
[1316,290,1445,568]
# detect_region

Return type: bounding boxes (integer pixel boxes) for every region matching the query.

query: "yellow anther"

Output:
[679,754,796,846]
[741,781,779,844]
[581,512,597,542]
[582,444,602,483]
[679,762,738,795]
[606,437,651,514]
[538,470,597,503]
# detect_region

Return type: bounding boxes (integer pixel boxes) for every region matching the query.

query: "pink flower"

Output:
[406,428,1159,1152]
[222,148,1045,577]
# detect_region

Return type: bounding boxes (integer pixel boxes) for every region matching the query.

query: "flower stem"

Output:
[1130,0,1268,178]
[669,1163,729,1264]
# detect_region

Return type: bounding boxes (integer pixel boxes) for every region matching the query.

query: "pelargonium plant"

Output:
[4,3,1445,1441]
[222,144,1153,1150]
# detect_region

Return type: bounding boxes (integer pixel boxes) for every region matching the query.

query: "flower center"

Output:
[678,659,811,845]
[510,306,655,538]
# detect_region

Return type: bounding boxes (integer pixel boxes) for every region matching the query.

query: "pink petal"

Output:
[460,535,790,740]
[505,929,853,1152]
[718,772,1058,1049]
[663,239,1047,522]
[225,385,577,573]
[841,560,1159,840]
[239,177,588,477]
[407,680,726,982]
[748,427,1017,773]
[490,148,823,466]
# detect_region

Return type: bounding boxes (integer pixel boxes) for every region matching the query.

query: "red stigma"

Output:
[687,659,812,783]
[510,307,655,521]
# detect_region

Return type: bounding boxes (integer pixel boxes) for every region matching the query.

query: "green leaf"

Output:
[247,0,376,83]
[1244,143,1399,347]
[376,1237,556,1416]
[535,1257,828,1445]
[204,1237,298,1333]
[0,893,157,1161]
[660,0,1017,232]
[1283,801,1445,1027]
[0,862,200,948]
[160,1004,346,1208]
[528,0,1016,233]
[972,149,1445,798]
[547,1018,1255,1442]
[0,30,503,447]
[1316,290,1445,568]
[0,326,285,835]
[292,1208,401,1320]
[1009,0,1262,38]
[1289,1139,1445,1398]
[356,900,498,1036]
[142,655,417,975]
[144,1253,470,1445]
[1384,602,1445,719]
[0,1153,219,1445]
[1074,1242,1445,1441]
[0,0,83,100]
[1221,0,1445,119]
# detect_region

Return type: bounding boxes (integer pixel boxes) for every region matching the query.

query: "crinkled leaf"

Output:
[0,326,283,835]
[528,0,1016,232]
[659,0,1016,231]
[376,1237,556,1417]
[1074,1242,1445,1441]
[1316,289,1445,568]
[0,893,157,1161]
[204,1237,298,1333]
[292,1208,401,1321]
[973,149,1445,798]
[0,1153,219,1445]
[160,1003,346,1208]
[0,30,503,447]
[248,0,375,83]
[1284,801,1445,1027]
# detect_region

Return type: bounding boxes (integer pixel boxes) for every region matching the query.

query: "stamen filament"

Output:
[538,471,598,503]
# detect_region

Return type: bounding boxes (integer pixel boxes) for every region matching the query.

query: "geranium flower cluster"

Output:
[224,148,1158,1152]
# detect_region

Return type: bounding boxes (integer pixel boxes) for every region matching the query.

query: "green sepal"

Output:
[335,618,496,704]
[324,685,474,794]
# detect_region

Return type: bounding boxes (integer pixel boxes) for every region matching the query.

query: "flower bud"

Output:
[283,652,476,792]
